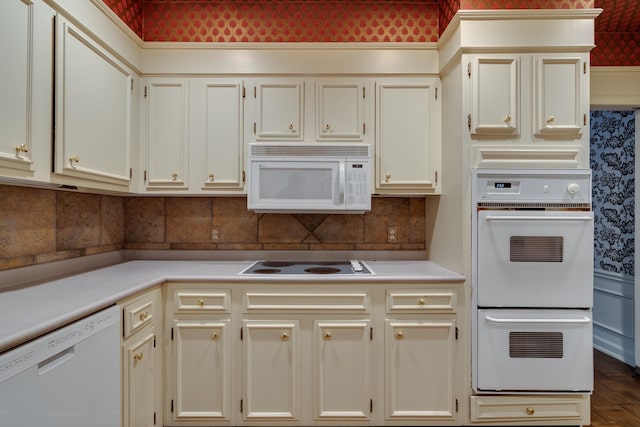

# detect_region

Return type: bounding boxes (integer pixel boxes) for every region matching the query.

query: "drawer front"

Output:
[470,396,587,422]
[174,289,231,313]
[244,292,369,312]
[123,292,158,338]
[386,289,457,313]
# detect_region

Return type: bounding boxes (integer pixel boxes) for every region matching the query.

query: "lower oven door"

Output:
[476,309,593,392]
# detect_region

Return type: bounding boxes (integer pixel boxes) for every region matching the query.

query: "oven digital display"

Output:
[494,182,511,189]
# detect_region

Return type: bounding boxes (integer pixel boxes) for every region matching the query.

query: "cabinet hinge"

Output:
[129,168,133,179]
[363,122,366,135]
[583,61,587,74]
[240,327,243,340]
[171,327,174,341]
[253,122,256,134]
[370,327,373,341]
[253,86,256,98]
[370,398,373,413]
[240,399,244,413]
[584,113,587,126]
[242,85,246,98]
[467,114,472,131]
[144,86,147,99]
[363,87,366,99]
[154,411,157,425]
[144,170,147,183]
[456,399,459,412]
[153,334,156,348]
[455,327,459,340]
[130,79,134,94]
[435,87,438,100]
[171,400,174,413]
[467,62,471,78]
[242,170,246,183]
[435,171,438,186]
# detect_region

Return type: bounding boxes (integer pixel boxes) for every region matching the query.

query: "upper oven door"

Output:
[477,210,593,308]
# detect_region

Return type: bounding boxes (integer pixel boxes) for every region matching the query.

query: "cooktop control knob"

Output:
[350,260,364,272]
[567,183,581,195]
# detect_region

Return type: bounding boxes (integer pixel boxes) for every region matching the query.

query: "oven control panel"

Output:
[474,169,592,203]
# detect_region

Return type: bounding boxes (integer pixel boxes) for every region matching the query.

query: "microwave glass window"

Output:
[509,236,563,262]
[509,332,563,359]
[260,168,333,200]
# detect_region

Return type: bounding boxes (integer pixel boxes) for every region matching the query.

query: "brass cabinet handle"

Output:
[546,116,555,124]
[198,299,205,307]
[504,114,512,124]
[171,172,178,181]
[69,154,80,164]
[396,331,404,339]
[526,407,535,415]
[15,144,29,154]
[133,352,144,362]
[323,332,332,340]
[208,173,215,182]
[418,298,426,305]
[138,311,149,321]
[211,331,219,340]
[281,332,289,341]
[288,123,294,131]
[385,172,391,183]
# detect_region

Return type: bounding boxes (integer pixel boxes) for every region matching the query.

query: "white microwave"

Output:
[247,143,371,213]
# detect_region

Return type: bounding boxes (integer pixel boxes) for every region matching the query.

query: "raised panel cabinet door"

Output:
[123,330,156,427]
[534,55,585,136]
[198,80,244,190]
[254,80,304,140]
[375,79,440,193]
[172,320,231,421]
[243,320,300,420]
[385,318,456,421]
[314,320,371,420]
[469,56,519,136]
[54,15,131,187]
[145,79,189,189]
[0,0,33,175]
[316,80,365,141]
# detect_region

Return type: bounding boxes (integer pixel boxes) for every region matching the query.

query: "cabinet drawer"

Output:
[386,289,457,313]
[122,291,158,338]
[173,289,231,313]
[244,292,369,312]
[470,395,587,422]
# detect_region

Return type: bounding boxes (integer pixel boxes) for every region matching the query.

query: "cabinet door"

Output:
[385,318,456,420]
[0,0,34,176]
[172,320,231,421]
[316,80,365,141]
[534,55,585,136]
[196,80,244,191]
[469,56,519,136]
[314,320,371,420]
[253,80,304,140]
[243,320,300,420]
[375,79,440,193]
[123,330,157,427]
[54,16,132,188]
[144,79,189,189]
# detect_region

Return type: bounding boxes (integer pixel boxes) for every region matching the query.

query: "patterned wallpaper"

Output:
[102,0,143,38]
[590,111,635,277]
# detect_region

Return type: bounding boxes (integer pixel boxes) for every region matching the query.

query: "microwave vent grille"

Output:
[250,144,370,158]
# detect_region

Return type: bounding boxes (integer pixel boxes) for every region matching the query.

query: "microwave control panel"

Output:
[346,160,371,208]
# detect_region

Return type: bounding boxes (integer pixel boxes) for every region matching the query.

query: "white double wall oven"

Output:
[472,169,594,393]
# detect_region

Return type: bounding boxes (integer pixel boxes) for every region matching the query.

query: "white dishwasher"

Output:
[0,304,121,426]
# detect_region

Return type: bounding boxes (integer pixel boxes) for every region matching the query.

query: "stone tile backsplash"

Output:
[0,185,427,271]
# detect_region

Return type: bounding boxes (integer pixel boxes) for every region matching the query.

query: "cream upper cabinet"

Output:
[375,78,441,194]
[533,55,586,136]
[0,0,35,177]
[142,79,189,190]
[468,56,520,136]
[53,15,133,190]
[190,79,245,191]
[315,80,366,141]
[252,80,304,141]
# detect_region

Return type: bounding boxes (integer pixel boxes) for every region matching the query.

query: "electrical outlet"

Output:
[211,227,221,242]
[387,226,397,242]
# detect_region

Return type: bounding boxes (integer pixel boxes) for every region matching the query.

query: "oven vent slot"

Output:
[510,236,563,262]
[250,143,370,158]
[509,332,563,358]
[477,202,590,209]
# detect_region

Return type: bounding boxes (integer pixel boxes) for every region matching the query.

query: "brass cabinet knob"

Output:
[69,154,80,164]
[281,332,289,341]
[15,144,29,154]
[211,331,219,340]
[546,116,555,124]
[324,124,331,133]
[323,332,332,340]
[198,299,205,307]
[396,331,404,339]
[504,114,512,124]
[133,352,144,362]
[171,172,178,181]
[418,298,426,305]
[138,311,149,321]
[208,173,215,182]
[385,172,391,183]
[288,123,294,131]
[526,407,535,415]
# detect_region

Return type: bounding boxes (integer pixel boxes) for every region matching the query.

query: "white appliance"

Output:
[472,169,594,393]
[0,305,121,426]
[247,143,371,213]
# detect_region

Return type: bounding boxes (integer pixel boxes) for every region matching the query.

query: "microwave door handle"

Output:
[484,215,593,221]
[339,162,345,205]
[484,315,591,324]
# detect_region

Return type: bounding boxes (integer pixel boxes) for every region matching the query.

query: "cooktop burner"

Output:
[240,260,373,275]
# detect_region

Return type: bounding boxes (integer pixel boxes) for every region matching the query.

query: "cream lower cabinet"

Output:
[120,287,163,427]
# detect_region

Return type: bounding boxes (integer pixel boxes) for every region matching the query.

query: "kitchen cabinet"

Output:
[120,287,163,427]
[142,78,189,190]
[315,80,367,142]
[165,286,232,424]
[251,79,305,141]
[470,395,589,423]
[375,78,441,194]
[384,289,457,421]
[53,14,134,191]
[190,79,245,191]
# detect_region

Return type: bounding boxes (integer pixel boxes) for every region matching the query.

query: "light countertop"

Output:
[0,259,464,353]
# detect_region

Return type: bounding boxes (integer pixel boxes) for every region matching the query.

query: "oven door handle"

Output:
[484,315,591,324]
[484,215,593,221]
